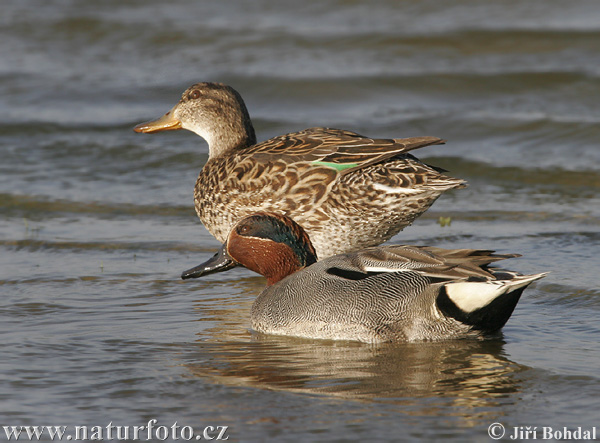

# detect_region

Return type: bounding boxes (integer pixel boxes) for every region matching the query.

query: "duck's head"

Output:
[181,212,318,286]
[133,82,257,157]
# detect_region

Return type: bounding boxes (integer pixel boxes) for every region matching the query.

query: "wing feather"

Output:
[244,127,445,174]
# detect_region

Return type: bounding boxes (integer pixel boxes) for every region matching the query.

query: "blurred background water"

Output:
[1,0,600,441]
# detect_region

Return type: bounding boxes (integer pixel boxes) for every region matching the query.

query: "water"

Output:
[1,0,600,441]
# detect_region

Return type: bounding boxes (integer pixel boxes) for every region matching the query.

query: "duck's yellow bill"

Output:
[133,107,182,133]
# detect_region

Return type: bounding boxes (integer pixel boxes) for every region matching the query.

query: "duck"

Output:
[180,212,547,343]
[134,82,466,259]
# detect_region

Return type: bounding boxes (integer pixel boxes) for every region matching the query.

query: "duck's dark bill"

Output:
[181,244,237,280]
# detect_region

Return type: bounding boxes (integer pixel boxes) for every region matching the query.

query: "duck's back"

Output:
[195,128,465,258]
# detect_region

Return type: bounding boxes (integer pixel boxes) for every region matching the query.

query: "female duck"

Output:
[134,82,465,259]
[181,212,546,343]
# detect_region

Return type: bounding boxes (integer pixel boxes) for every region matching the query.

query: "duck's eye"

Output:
[238,225,252,235]
[188,89,201,100]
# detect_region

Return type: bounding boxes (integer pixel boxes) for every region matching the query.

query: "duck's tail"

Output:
[437,271,548,333]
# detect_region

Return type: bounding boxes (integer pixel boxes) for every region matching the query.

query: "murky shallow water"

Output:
[1,1,600,441]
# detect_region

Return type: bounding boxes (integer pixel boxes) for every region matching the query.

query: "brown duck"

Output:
[134,82,465,258]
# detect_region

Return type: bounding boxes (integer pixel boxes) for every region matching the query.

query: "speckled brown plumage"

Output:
[134,83,466,258]
[194,127,465,258]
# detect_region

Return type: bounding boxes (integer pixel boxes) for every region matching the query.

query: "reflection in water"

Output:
[184,277,526,423]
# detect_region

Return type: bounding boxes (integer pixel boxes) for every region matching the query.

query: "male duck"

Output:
[181,212,546,343]
[134,82,465,258]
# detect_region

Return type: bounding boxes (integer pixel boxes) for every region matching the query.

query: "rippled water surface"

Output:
[1,1,600,441]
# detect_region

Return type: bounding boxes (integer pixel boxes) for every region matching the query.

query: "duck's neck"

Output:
[197,94,257,158]
[206,118,256,158]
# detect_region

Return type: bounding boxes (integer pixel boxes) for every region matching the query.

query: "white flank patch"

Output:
[445,282,506,313]
[373,183,425,194]
[445,273,546,313]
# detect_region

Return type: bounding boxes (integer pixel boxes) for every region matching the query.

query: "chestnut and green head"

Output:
[182,212,317,285]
